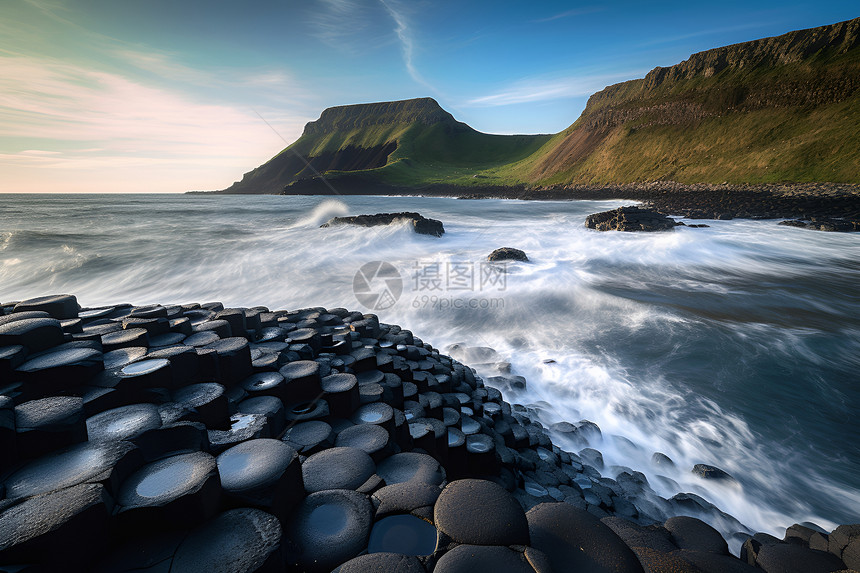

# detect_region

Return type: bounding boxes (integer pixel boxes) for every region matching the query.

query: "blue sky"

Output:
[1,0,857,192]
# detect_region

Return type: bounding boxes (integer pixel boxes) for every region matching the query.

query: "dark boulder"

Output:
[322,212,445,237]
[755,542,847,573]
[585,206,678,232]
[526,501,645,573]
[487,247,529,262]
[664,515,729,555]
[434,479,529,547]
[779,218,859,232]
[691,464,734,481]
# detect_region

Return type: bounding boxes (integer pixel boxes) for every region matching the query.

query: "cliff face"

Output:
[531,17,860,184]
[218,98,467,194]
[302,97,461,136]
[216,18,860,194]
[217,96,548,194]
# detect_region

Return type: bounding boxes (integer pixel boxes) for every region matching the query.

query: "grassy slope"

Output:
[359,123,552,187]
[518,20,860,185]
[537,95,860,185]
[228,19,860,193]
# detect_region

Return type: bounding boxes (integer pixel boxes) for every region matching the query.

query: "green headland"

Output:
[217,17,860,195]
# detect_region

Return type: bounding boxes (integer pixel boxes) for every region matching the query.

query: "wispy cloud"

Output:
[379,0,417,81]
[379,0,440,95]
[308,0,372,45]
[0,53,310,192]
[638,22,771,47]
[465,71,645,107]
[532,6,605,24]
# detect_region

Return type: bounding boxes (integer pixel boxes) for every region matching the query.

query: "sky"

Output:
[1,0,857,193]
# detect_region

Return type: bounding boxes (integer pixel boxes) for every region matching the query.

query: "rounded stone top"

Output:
[217,438,297,492]
[279,360,320,380]
[664,516,729,554]
[102,328,148,345]
[204,337,248,355]
[13,294,79,319]
[183,331,221,347]
[286,489,373,572]
[0,482,106,555]
[351,402,393,426]
[367,514,437,556]
[526,502,644,573]
[283,421,333,449]
[173,383,225,408]
[434,479,529,546]
[86,403,162,442]
[17,347,101,373]
[170,508,283,573]
[241,371,285,392]
[434,544,536,573]
[376,452,446,487]
[103,347,148,370]
[119,358,170,378]
[15,396,84,428]
[302,447,375,493]
[117,451,217,507]
[5,440,136,500]
[334,423,390,455]
[338,553,425,573]
[321,372,358,393]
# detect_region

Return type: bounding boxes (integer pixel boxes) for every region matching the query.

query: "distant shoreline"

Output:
[255,179,859,224]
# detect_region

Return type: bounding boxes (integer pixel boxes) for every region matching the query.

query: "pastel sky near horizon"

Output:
[2,1,857,193]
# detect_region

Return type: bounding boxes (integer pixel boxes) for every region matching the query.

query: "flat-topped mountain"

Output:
[217,97,548,194]
[215,17,860,194]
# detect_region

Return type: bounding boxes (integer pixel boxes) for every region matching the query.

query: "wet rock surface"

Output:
[487,247,529,262]
[0,294,855,572]
[585,206,679,232]
[321,212,445,237]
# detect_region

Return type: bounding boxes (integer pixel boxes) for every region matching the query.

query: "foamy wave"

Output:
[287,198,349,228]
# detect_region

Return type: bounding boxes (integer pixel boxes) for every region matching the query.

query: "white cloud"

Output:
[532,7,605,24]
[638,22,770,47]
[0,53,311,192]
[379,0,441,96]
[465,71,644,107]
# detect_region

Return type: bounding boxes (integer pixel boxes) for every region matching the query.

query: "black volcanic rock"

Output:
[322,212,445,236]
[692,463,734,481]
[487,247,529,262]
[4,294,859,573]
[434,478,529,547]
[586,206,678,232]
[779,217,859,232]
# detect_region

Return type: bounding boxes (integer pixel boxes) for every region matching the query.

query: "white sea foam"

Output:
[1,193,858,550]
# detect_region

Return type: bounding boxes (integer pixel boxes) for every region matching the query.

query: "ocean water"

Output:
[2,193,858,542]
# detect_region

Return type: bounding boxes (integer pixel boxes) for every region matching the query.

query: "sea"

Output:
[1,193,858,545]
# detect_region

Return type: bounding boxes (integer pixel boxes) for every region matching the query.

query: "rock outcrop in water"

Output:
[321,212,445,237]
[1,293,858,572]
[487,247,529,262]
[585,206,678,232]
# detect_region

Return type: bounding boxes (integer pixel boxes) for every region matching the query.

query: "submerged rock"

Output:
[692,463,735,481]
[487,247,529,262]
[779,217,859,232]
[585,206,678,232]
[321,212,445,236]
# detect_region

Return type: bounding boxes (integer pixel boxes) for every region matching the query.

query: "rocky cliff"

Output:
[531,17,860,183]
[218,98,470,194]
[215,17,860,194]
